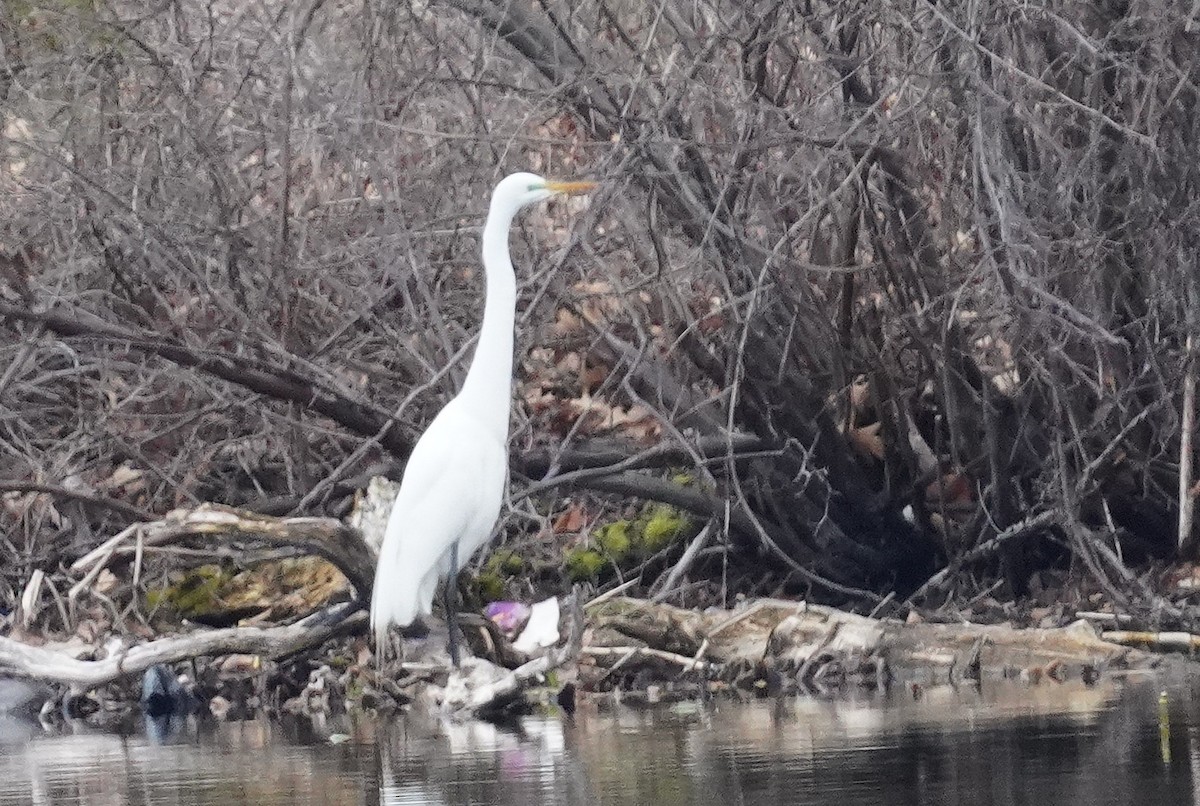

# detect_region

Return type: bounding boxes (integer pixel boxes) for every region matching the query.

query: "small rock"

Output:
[209,695,232,720]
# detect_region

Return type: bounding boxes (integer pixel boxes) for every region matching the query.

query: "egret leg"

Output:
[444,541,462,668]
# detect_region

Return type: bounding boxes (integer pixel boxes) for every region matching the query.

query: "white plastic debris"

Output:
[512,597,560,654]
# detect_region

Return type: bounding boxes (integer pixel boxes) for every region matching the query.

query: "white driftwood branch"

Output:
[651,520,714,603]
[0,604,364,690]
[583,644,705,670]
[451,649,566,715]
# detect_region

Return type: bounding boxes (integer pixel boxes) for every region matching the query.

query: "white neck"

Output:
[457,203,518,439]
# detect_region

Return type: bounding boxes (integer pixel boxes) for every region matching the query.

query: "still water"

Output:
[0,678,1196,805]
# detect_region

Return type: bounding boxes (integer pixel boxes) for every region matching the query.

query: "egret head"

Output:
[490,172,596,217]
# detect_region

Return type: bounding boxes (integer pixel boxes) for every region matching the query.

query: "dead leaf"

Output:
[697,312,725,334]
[849,422,884,461]
[578,361,609,393]
[554,504,588,534]
[552,308,586,337]
[926,471,973,507]
[574,280,624,326]
[94,569,119,595]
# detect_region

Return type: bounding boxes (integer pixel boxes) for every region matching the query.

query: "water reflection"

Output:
[0,678,1197,805]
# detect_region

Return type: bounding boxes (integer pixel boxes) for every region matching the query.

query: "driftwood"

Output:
[0,490,587,712]
[0,562,1162,710]
[586,597,1155,690]
[0,603,364,690]
[442,592,585,717]
[0,503,380,696]
[69,503,376,601]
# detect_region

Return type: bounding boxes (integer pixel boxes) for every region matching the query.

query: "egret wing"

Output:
[370,406,505,637]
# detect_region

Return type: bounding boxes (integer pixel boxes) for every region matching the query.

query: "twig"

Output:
[868,591,896,620]
[0,322,43,402]
[704,599,787,639]
[585,578,639,609]
[0,301,411,459]
[1074,403,1161,498]
[920,0,1155,148]
[0,480,152,522]
[69,524,140,621]
[651,520,714,602]
[70,523,140,573]
[293,334,470,513]
[583,644,705,671]
[907,510,1059,604]
[1180,334,1197,552]
[19,570,43,630]
[1076,611,1135,627]
[517,433,764,480]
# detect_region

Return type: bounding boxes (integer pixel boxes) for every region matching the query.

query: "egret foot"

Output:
[400,620,431,640]
[375,627,405,671]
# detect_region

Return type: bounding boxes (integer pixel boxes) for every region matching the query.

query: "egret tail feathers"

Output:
[370,560,440,656]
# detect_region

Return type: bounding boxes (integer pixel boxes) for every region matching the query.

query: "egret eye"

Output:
[527,184,541,192]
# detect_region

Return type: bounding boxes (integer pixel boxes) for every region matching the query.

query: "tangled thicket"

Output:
[2,0,1199,625]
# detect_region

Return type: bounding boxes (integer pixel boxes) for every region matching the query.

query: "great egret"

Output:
[371,172,595,665]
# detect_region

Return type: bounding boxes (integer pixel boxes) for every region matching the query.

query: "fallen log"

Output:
[585,597,1156,692]
[0,603,364,690]
[0,588,1163,711]
[69,503,376,601]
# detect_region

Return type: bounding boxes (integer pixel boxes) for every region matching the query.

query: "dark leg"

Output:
[444,541,462,668]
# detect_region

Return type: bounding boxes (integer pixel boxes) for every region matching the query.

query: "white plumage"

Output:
[370,172,595,658]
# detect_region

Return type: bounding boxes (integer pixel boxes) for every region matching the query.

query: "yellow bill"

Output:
[545,179,597,195]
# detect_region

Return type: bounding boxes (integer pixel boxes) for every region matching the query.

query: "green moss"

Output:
[487,551,525,575]
[639,504,688,552]
[595,520,632,560]
[324,652,354,671]
[565,548,606,581]
[473,571,506,602]
[559,499,691,583]
[144,587,163,611]
[147,565,233,618]
[472,550,527,602]
[671,472,695,486]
